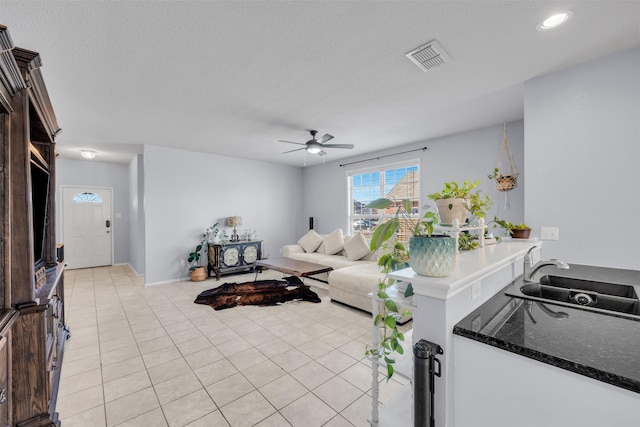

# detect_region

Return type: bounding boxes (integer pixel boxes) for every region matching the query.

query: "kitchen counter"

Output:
[384,239,540,427]
[453,264,640,394]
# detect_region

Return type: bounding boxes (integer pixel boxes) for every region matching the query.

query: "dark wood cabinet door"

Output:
[0,335,9,426]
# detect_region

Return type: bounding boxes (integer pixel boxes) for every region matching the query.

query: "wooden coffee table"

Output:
[254,257,332,282]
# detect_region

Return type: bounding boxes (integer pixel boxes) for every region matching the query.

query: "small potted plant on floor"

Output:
[188,238,207,281]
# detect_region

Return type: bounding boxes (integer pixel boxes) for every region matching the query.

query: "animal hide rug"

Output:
[194,276,321,310]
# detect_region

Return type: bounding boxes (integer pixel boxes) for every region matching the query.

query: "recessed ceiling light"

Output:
[80,149,97,159]
[537,11,573,31]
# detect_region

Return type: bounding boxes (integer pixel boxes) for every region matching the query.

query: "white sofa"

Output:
[282,229,386,313]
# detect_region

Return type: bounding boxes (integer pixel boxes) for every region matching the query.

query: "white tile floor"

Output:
[57,265,409,427]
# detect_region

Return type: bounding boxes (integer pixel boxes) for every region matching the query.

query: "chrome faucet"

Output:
[523,246,570,282]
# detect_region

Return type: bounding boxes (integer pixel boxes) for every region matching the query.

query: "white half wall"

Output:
[524,46,640,269]
[56,158,131,265]
[142,145,303,285]
[302,121,525,236]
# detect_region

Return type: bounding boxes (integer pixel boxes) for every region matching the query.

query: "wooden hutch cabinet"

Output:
[0,24,68,426]
[208,240,262,280]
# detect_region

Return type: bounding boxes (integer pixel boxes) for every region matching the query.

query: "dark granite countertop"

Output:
[453,264,640,394]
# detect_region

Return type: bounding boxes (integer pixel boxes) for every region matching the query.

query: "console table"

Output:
[208,240,262,280]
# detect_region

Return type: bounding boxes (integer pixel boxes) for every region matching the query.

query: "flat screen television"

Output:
[30,154,50,270]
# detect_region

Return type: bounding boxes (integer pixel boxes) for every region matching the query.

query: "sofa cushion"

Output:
[322,229,344,255]
[319,255,374,270]
[297,230,323,253]
[287,252,328,264]
[343,232,372,261]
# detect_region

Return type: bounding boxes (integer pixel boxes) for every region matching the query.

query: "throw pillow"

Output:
[344,232,372,261]
[297,230,323,253]
[323,229,344,255]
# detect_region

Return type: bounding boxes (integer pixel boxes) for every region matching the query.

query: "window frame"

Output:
[347,160,421,239]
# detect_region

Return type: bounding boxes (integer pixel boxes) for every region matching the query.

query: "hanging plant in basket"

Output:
[488,167,518,192]
[489,123,519,192]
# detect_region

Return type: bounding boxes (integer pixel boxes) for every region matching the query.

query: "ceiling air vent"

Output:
[405,40,451,72]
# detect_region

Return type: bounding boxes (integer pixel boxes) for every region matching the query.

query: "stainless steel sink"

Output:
[505,275,640,320]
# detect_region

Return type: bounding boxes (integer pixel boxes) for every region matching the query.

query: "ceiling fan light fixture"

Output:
[306,146,322,154]
[537,11,573,31]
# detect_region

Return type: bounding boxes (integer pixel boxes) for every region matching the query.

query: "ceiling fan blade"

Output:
[322,143,354,149]
[282,147,306,154]
[278,140,306,146]
[317,133,334,144]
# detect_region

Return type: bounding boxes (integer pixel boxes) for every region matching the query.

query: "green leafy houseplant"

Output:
[490,217,529,233]
[188,240,205,271]
[488,167,518,192]
[427,180,491,224]
[489,217,531,239]
[188,237,208,281]
[364,198,441,379]
[205,223,220,243]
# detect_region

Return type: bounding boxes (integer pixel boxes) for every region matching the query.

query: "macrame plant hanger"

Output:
[494,122,519,210]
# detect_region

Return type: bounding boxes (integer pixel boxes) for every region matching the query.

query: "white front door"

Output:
[62,187,113,269]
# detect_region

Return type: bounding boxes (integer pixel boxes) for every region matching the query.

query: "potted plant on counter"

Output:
[188,238,207,281]
[427,180,491,226]
[365,198,457,378]
[508,222,531,239]
[490,218,532,239]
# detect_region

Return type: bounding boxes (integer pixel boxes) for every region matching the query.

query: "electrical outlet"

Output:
[472,282,481,300]
[541,226,559,241]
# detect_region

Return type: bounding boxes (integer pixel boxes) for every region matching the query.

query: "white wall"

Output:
[128,154,145,275]
[142,145,303,285]
[524,47,640,269]
[302,120,525,235]
[56,158,130,265]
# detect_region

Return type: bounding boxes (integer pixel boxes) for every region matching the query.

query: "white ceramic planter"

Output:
[435,198,470,225]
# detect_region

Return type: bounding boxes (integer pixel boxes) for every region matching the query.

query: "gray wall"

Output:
[142,145,303,285]
[55,158,130,265]
[128,154,146,275]
[54,47,640,280]
[524,46,640,269]
[302,121,525,236]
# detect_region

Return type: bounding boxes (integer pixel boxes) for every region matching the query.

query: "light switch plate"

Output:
[541,226,559,240]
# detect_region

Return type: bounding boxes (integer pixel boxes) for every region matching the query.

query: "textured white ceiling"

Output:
[1,1,639,166]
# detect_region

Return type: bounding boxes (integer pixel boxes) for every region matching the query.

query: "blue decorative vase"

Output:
[409,236,456,277]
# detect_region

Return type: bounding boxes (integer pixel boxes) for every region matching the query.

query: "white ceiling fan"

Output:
[279,130,354,156]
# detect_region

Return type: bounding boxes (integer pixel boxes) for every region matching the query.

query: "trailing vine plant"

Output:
[364,198,439,379]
